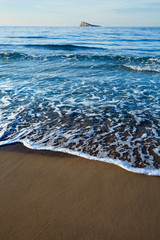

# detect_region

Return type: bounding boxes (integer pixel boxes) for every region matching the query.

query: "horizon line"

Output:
[0,25,159,28]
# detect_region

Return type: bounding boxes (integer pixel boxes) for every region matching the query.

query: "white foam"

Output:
[1,96,11,106]
[123,64,160,73]
[141,133,147,139]
[153,147,160,157]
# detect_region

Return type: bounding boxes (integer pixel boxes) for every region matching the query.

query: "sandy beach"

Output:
[0,143,160,240]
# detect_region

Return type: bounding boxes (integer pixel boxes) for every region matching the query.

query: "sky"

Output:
[0,0,160,26]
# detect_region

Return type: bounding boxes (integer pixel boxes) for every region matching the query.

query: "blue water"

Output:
[0,26,160,175]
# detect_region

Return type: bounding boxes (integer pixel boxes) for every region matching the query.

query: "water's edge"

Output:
[1,140,159,176]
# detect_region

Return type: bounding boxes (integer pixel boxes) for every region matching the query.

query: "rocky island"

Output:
[80,21,100,27]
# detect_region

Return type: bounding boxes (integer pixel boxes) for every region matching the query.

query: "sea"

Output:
[0,26,160,176]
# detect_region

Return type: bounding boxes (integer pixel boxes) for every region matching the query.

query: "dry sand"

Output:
[0,143,160,240]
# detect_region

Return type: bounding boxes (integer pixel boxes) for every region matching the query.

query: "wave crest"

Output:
[122,64,160,73]
[0,51,39,60]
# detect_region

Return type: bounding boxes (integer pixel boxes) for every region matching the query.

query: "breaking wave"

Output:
[0,50,160,69]
[0,51,40,60]
[122,64,160,73]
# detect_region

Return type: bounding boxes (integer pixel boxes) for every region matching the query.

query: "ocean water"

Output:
[0,26,160,175]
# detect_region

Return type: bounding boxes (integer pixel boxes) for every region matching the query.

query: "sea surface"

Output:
[0,26,160,175]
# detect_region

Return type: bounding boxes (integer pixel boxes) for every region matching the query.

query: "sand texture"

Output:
[0,143,160,240]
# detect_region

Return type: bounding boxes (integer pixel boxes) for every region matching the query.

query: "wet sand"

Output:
[0,143,160,240]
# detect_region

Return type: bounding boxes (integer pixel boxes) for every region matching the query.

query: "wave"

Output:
[0,43,102,50]
[5,35,160,42]
[7,36,47,39]
[0,50,160,71]
[64,54,160,63]
[7,36,63,40]
[111,38,160,43]
[1,140,160,176]
[0,51,27,60]
[24,43,99,51]
[122,64,160,73]
[0,51,40,60]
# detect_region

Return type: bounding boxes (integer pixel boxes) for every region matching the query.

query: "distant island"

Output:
[80,21,100,27]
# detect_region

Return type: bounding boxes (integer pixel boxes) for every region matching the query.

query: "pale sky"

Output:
[0,0,160,26]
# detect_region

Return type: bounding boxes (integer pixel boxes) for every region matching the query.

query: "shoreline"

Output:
[0,143,160,239]
[1,142,159,176]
